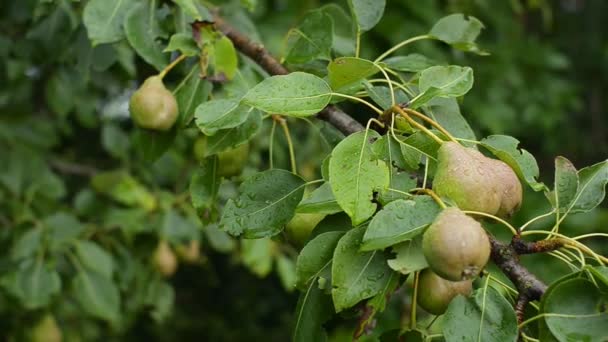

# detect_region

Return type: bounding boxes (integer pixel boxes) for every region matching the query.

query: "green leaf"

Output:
[204,224,235,253]
[176,66,212,126]
[354,272,400,339]
[83,0,136,45]
[327,57,380,90]
[429,13,487,55]
[164,33,199,56]
[329,130,390,225]
[444,286,518,342]
[384,54,439,73]
[1,259,61,309]
[102,123,130,160]
[133,128,176,163]
[195,99,253,135]
[241,238,273,277]
[296,183,342,215]
[348,0,386,32]
[542,278,608,341]
[320,4,355,56]
[124,2,168,71]
[296,231,344,290]
[144,280,175,323]
[189,155,220,211]
[372,135,419,171]
[309,213,353,240]
[75,240,114,278]
[293,279,333,342]
[172,0,212,21]
[410,65,474,109]
[377,171,418,205]
[565,160,608,214]
[220,169,306,238]
[205,110,262,155]
[550,156,579,212]
[212,36,238,80]
[161,209,199,243]
[285,9,334,64]
[426,97,477,146]
[332,226,393,312]
[361,196,440,251]
[72,269,120,323]
[480,135,547,191]
[363,82,409,110]
[91,170,157,211]
[44,213,86,252]
[242,72,332,117]
[11,228,42,261]
[387,237,428,275]
[276,255,297,292]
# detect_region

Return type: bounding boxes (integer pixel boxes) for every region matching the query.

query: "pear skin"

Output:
[487,158,523,218]
[417,268,472,315]
[129,76,178,131]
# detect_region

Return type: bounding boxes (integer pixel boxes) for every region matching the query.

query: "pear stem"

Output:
[392,106,444,144]
[463,210,518,236]
[159,54,188,79]
[411,188,446,209]
[278,117,297,174]
[400,107,459,143]
[410,271,420,329]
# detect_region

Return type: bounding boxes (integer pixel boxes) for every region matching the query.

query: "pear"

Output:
[31,314,62,342]
[422,207,490,281]
[153,240,178,277]
[129,76,178,131]
[433,142,501,215]
[176,240,201,264]
[487,158,523,218]
[417,268,472,315]
[217,143,249,177]
[285,213,326,246]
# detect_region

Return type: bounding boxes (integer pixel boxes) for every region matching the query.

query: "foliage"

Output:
[0,0,607,341]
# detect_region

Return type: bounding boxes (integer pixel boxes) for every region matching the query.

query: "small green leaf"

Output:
[565,160,608,214]
[296,183,342,215]
[363,82,409,110]
[44,213,86,252]
[348,0,386,32]
[132,128,176,163]
[551,156,579,212]
[410,65,474,108]
[328,57,380,90]
[164,33,199,56]
[361,196,440,251]
[296,231,344,290]
[387,237,428,275]
[372,135,419,171]
[543,278,608,341]
[444,286,518,342]
[276,255,297,292]
[172,0,212,21]
[384,54,439,72]
[293,279,334,342]
[332,226,393,312]
[91,170,157,211]
[241,238,273,277]
[205,111,262,155]
[176,65,212,126]
[83,0,136,45]
[212,36,238,80]
[284,10,334,64]
[1,259,61,309]
[377,171,418,205]
[480,135,547,191]
[75,240,114,278]
[195,99,253,135]
[329,130,390,225]
[72,269,120,323]
[11,228,42,261]
[124,2,168,71]
[220,169,306,238]
[189,155,220,211]
[429,13,487,55]
[243,72,331,116]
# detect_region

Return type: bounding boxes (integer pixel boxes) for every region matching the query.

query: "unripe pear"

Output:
[422,207,490,281]
[129,76,178,131]
[417,268,472,315]
[176,240,201,263]
[432,142,501,215]
[153,240,178,277]
[487,158,523,218]
[217,143,249,177]
[31,314,62,342]
[285,213,326,246]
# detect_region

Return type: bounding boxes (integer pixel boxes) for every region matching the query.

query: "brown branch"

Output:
[49,159,98,177]
[211,12,364,136]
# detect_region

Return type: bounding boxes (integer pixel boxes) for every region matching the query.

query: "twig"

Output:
[49,159,98,177]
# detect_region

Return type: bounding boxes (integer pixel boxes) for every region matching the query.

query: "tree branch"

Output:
[211,10,550,323]
[211,12,364,135]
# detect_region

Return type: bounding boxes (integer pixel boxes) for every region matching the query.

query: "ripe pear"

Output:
[417,268,472,315]
[153,240,178,277]
[422,207,490,281]
[432,142,501,215]
[217,143,249,177]
[176,240,201,263]
[487,158,523,218]
[31,314,62,342]
[129,75,178,131]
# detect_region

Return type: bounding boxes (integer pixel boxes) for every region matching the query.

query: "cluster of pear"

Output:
[416,142,523,315]
[153,239,201,277]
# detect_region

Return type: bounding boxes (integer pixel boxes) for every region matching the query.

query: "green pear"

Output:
[422,207,490,281]
[417,268,472,315]
[153,240,178,277]
[31,314,62,342]
[487,158,523,218]
[129,76,178,131]
[432,142,501,215]
[285,213,326,246]
[217,143,249,177]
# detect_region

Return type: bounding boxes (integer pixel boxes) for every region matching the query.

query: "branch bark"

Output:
[211,10,549,321]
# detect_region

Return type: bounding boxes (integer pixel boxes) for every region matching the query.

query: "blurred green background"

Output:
[0,0,606,341]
